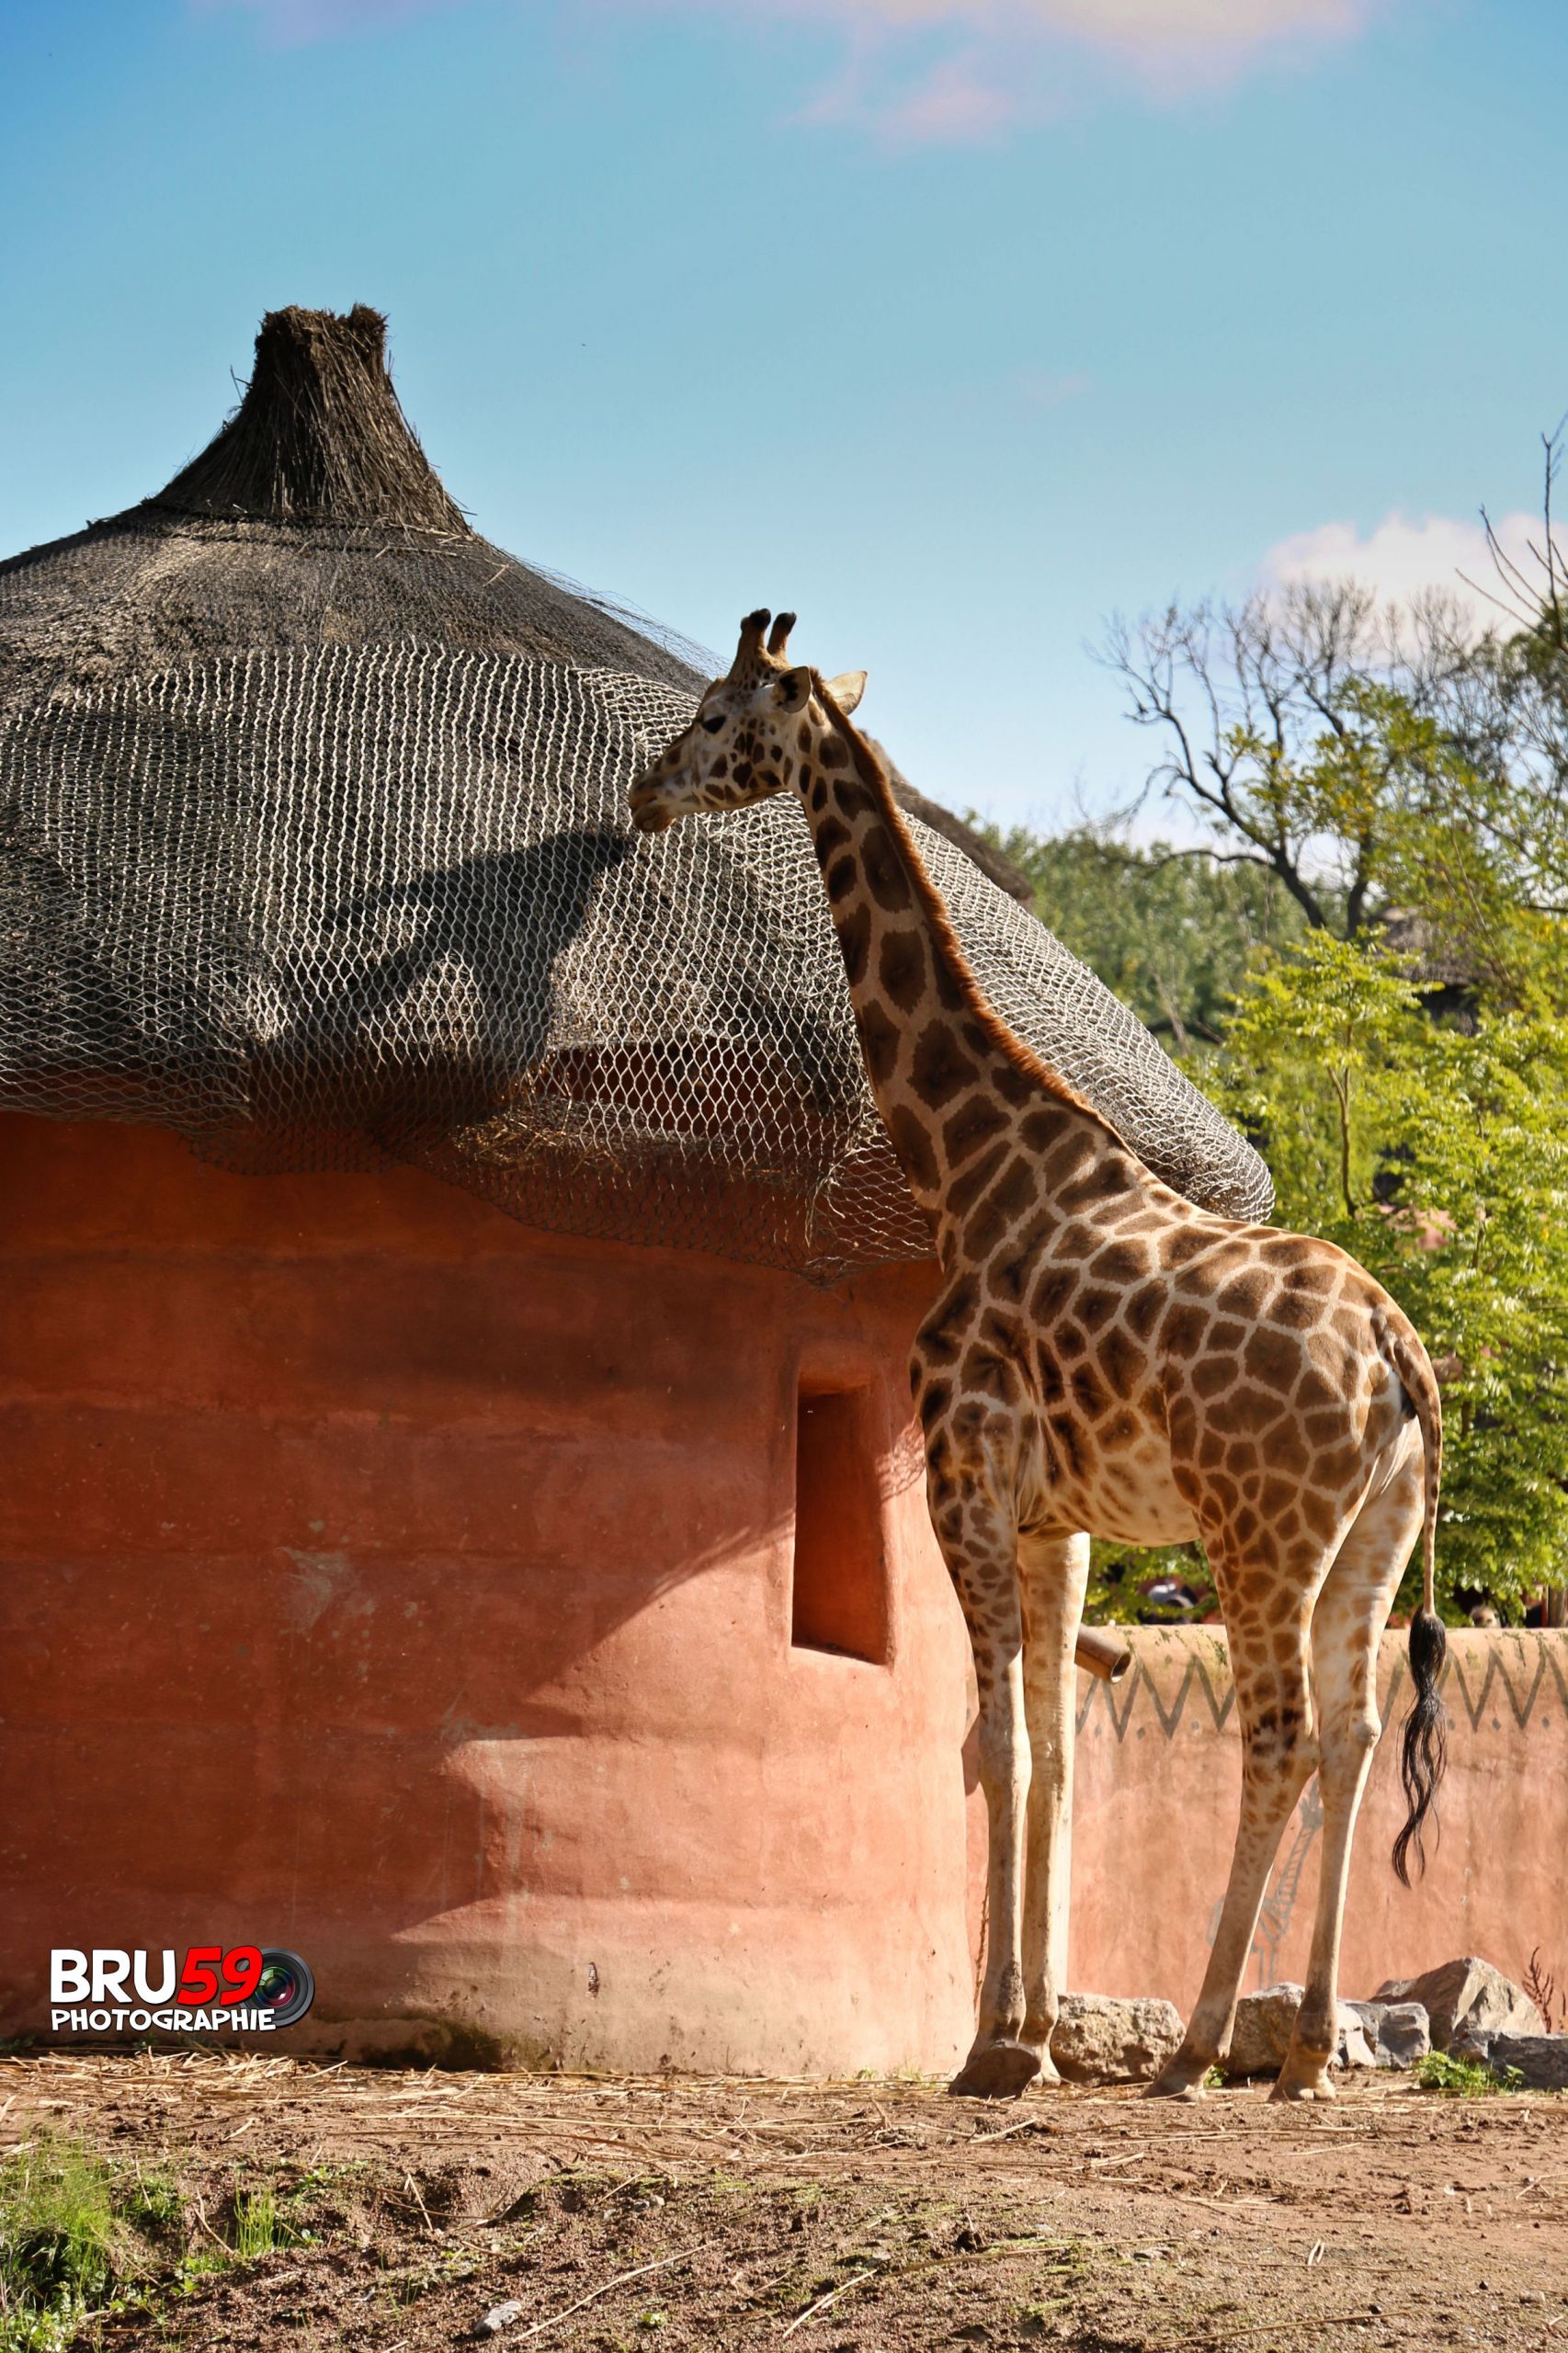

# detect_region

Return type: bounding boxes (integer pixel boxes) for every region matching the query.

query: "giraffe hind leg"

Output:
[1148,1585,1322,2098]
[1272,1434,1425,2101]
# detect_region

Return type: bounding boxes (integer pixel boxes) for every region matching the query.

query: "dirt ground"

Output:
[3,2051,1564,2352]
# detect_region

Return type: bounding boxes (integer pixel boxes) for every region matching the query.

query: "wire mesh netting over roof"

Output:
[0,305,1272,1279]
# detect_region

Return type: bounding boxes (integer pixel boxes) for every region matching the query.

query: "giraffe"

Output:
[629,612,1448,2104]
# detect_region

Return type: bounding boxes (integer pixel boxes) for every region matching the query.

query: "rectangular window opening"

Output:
[790,1382,890,1665]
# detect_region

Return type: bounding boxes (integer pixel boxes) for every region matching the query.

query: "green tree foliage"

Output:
[1216,934,1568,1615]
[994,440,1568,1620]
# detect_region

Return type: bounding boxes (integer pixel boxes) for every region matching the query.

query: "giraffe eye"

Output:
[699,713,725,733]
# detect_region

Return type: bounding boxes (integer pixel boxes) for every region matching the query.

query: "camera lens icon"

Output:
[252,1950,315,2029]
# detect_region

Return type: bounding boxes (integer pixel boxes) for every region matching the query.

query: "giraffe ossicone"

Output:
[630,612,1449,2106]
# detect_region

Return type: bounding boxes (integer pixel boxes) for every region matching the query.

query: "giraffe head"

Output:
[629,608,866,835]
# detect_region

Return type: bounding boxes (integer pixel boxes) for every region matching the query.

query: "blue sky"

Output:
[2,0,1564,829]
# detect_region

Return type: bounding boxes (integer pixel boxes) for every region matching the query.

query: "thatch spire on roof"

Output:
[147,305,472,534]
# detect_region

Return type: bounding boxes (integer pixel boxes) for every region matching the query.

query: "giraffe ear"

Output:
[774,665,813,712]
[824,670,867,715]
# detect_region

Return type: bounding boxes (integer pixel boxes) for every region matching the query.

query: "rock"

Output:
[1374,1958,1543,2051]
[1378,2002,1435,2069]
[1228,1984,1305,2075]
[1454,2033,1568,2091]
[1226,1984,1384,2076]
[1336,2008,1379,2070]
[1342,1999,1432,2070]
[476,2302,526,2336]
[1051,1993,1185,2083]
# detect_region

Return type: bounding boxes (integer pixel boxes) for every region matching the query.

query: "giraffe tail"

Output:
[1386,1318,1448,1889]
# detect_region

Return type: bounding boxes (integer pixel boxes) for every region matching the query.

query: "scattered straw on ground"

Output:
[1,2051,1562,2350]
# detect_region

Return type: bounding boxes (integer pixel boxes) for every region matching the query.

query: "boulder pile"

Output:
[1050,1957,1552,2086]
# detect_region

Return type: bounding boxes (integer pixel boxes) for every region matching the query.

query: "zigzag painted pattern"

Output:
[1078,1630,1568,1746]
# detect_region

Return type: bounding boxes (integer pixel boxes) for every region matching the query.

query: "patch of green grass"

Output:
[1202,2064,1227,2089]
[174,2247,230,2296]
[1415,2050,1525,2097]
[1,2136,364,2350]
[702,2171,754,2200]
[1017,2298,1066,2328]
[124,2172,185,2238]
[237,2165,359,2256]
[231,2188,281,2263]
[0,2139,124,2350]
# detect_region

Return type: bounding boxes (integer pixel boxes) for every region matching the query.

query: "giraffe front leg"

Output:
[916,1358,1038,2101]
[936,1506,1036,2100]
[949,1627,1038,2099]
[1017,1529,1091,2086]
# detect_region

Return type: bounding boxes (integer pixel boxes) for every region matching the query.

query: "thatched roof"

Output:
[0,307,1270,1275]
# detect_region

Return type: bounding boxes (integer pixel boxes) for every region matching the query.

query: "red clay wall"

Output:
[0,1115,973,2071]
[1066,1625,1568,2015]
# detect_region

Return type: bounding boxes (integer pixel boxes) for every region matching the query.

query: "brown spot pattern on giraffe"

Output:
[880,930,927,1011]
[911,1021,980,1107]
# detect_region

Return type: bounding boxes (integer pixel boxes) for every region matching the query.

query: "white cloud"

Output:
[1264,508,1540,616]
[819,0,1369,61]
[797,41,1026,142]
[778,0,1381,140]
[210,0,1385,121]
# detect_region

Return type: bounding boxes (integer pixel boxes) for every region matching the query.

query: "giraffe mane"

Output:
[809,671,1142,1163]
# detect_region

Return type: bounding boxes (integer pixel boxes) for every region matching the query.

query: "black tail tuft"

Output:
[1392,1607,1449,1887]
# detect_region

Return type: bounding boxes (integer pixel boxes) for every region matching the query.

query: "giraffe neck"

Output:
[794,691,1135,1260]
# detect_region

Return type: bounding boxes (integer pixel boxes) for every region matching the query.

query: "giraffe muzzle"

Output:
[628,781,677,835]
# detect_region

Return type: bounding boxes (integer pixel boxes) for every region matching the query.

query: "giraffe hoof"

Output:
[1268,2070,1335,2104]
[947,2041,1042,2101]
[1144,2052,1212,2100]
